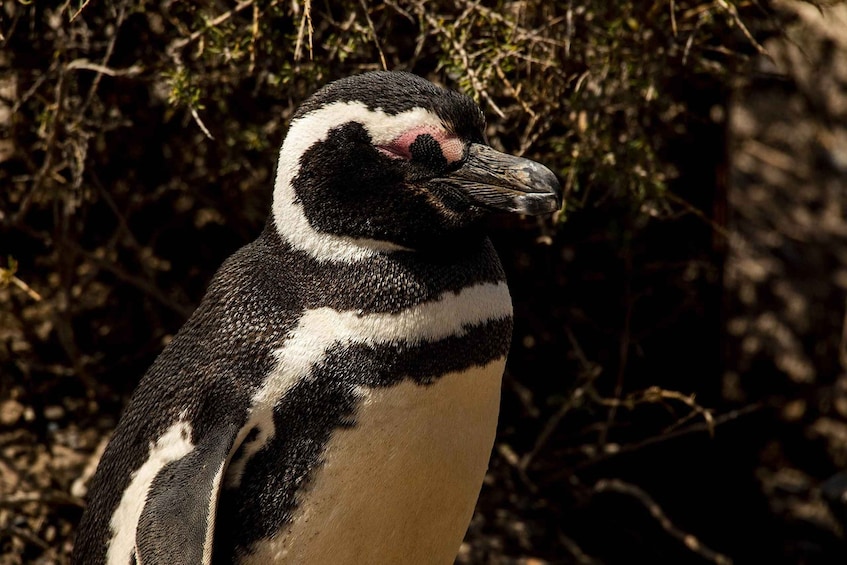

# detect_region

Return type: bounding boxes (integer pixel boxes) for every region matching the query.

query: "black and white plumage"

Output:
[72,71,560,564]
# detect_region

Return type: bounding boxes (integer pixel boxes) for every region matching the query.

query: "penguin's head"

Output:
[273,71,561,259]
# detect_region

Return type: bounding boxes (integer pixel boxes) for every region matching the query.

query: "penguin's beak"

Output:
[438,143,562,215]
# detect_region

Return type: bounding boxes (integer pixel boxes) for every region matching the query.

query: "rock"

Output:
[0,399,24,426]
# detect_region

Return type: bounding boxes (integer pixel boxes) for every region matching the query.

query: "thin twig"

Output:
[598,267,633,448]
[10,276,43,301]
[714,0,767,55]
[64,239,193,318]
[840,300,847,371]
[11,64,65,227]
[249,2,260,74]
[557,530,602,564]
[294,0,314,61]
[422,12,505,118]
[573,403,762,471]
[0,526,51,550]
[665,191,732,241]
[171,0,258,52]
[494,64,534,117]
[383,0,414,23]
[77,0,130,118]
[71,434,111,499]
[13,221,193,318]
[521,385,587,471]
[595,479,733,564]
[670,0,678,36]
[0,2,21,48]
[359,0,388,71]
[190,106,215,140]
[66,59,143,77]
[495,442,538,493]
[69,0,93,22]
[0,491,85,509]
[520,327,603,470]
[462,0,568,49]
[681,13,706,66]
[9,73,48,118]
[590,386,717,441]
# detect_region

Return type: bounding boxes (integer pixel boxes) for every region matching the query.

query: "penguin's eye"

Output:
[376,127,465,166]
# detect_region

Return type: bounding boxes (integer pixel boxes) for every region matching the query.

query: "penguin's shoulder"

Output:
[200,230,303,323]
[103,231,303,484]
[72,233,303,565]
[142,233,313,423]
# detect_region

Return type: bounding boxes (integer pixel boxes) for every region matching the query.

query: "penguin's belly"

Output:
[244,357,505,564]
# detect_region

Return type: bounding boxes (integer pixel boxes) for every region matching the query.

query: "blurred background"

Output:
[2,1,847,563]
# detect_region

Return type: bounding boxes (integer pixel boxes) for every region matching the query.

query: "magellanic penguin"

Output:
[72,71,560,565]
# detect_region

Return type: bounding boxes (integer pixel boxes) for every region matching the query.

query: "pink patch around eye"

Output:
[439,137,465,163]
[377,126,465,163]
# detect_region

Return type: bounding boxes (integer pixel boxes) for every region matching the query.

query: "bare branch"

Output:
[359,0,388,71]
[66,59,143,77]
[714,0,768,55]
[190,106,215,140]
[594,479,733,565]
[171,0,259,52]
[0,491,85,509]
[294,0,314,61]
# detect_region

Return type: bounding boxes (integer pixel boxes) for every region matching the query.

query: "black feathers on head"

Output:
[293,71,485,142]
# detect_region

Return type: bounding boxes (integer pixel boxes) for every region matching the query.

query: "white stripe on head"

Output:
[225,280,512,488]
[107,417,195,565]
[272,101,446,263]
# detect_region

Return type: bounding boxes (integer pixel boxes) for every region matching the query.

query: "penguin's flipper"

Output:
[134,422,239,565]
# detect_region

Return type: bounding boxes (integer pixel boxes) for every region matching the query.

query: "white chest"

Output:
[242,356,505,565]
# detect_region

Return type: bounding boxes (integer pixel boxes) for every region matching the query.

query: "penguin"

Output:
[71,70,560,565]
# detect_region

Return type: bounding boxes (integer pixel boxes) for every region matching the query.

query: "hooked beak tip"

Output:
[514,192,561,215]
[515,161,562,214]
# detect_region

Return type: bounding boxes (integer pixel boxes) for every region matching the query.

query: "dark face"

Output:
[275,71,560,252]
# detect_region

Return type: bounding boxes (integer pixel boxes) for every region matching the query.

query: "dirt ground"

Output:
[2,1,847,563]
